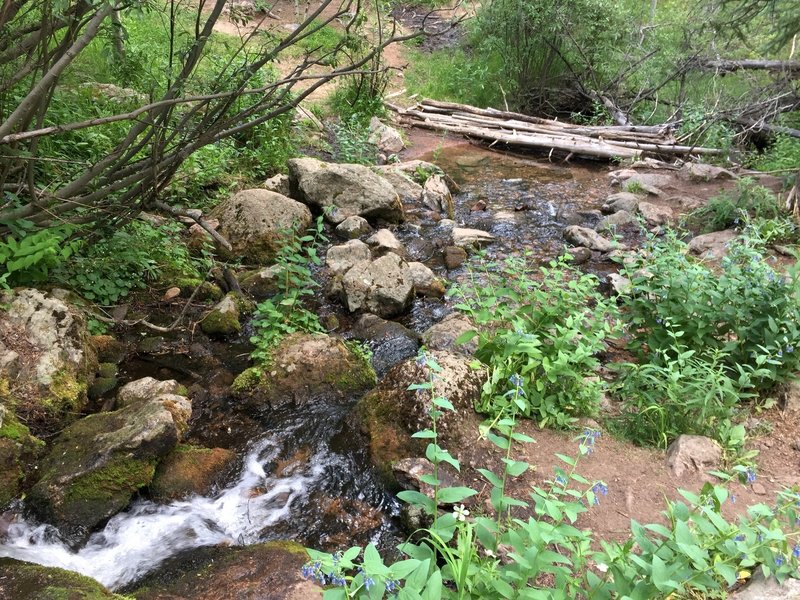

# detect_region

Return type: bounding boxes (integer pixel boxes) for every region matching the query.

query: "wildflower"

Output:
[331,574,347,587]
[453,504,470,522]
[415,352,428,367]
[555,474,568,487]
[385,579,401,593]
[794,546,800,559]
[364,576,375,590]
[591,482,608,505]
[730,494,736,504]
[779,350,784,358]
[508,374,524,388]
[776,555,785,567]
[746,468,757,484]
[787,345,795,354]
[734,534,746,542]
[655,317,663,325]
[579,428,601,453]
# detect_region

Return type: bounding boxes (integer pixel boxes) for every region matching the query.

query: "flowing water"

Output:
[0,144,607,591]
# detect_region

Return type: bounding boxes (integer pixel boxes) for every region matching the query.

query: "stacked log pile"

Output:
[390,99,722,161]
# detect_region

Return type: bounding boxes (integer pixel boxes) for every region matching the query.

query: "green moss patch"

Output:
[0,558,125,599]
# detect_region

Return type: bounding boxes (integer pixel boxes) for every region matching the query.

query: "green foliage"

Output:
[305,353,800,598]
[749,132,800,173]
[677,104,736,154]
[449,253,621,427]
[249,217,327,362]
[328,116,377,165]
[0,221,79,288]
[684,178,784,233]
[618,229,800,392]
[53,220,208,305]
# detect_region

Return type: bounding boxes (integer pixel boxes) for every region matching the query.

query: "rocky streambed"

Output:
[0,143,746,598]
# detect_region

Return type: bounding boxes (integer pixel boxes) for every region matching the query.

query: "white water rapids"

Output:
[0,436,326,590]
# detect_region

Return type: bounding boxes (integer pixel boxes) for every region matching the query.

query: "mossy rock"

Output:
[150,444,236,502]
[232,333,376,409]
[129,541,320,600]
[0,408,44,508]
[174,278,224,302]
[200,293,242,337]
[0,558,126,599]
[89,335,129,364]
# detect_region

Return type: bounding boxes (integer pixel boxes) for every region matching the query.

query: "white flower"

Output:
[453,504,470,522]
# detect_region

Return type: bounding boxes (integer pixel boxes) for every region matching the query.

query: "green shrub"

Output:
[619,230,800,392]
[328,116,378,165]
[0,220,79,289]
[684,177,783,233]
[749,132,800,173]
[450,253,621,427]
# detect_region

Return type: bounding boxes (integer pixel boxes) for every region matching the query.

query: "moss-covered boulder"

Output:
[211,188,312,264]
[0,406,44,508]
[353,350,484,486]
[150,444,236,502]
[200,292,254,338]
[130,541,321,600]
[232,333,376,409]
[0,558,126,599]
[27,378,191,535]
[0,288,97,436]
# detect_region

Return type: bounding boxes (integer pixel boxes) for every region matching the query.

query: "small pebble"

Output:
[752,482,767,495]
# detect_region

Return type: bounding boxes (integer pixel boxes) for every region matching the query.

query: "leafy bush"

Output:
[618,230,800,391]
[304,353,800,599]
[329,116,378,165]
[450,253,621,427]
[684,178,783,233]
[0,221,78,288]
[249,217,327,363]
[749,132,800,173]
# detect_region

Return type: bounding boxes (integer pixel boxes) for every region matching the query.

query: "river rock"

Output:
[263,173,291,196]
[232,333,376,409]
[150,444,237,502]
[0,406,42,508]
[422,174,453,216]
[351,314,420,377]
[730,569,800,599]
[340,253,414,318]
[443,246,468,269]
[421,313,478,355]
[637,201,674,227]
[335,216,372,239]
[612,172,674,196]
[374,169,424,205]
[601,192,641,214]
[681,162,737,183]
[211,189,312,264]
[326,239,372,275]
[0,558,127,599]
[239,264,282,299]
[28,378,191,534]
[564,226,615,252]
[355,350,485,485]
[0,288,96,436]
[565,246,593,265]
[665,435,722,478]
[688,229,737,260]
[452,227,495,248]
[368,117,404,154]
[200,293,245,337]
[408,262,446,297]
[366,228,406,257]
[287,158,403,224]
[597,210,636,232]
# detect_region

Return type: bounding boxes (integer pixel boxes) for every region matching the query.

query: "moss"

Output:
[45,369,88,415]
[88,377,118,401]
[199,296,241,336]
[230,292,256,315]
[231,367,268,395]
[90,335,128,364]
[97,362,118,378]
[0,558,126,599]
[175,278,223,302]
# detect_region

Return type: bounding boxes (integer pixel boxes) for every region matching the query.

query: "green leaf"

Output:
[437,486,477,504]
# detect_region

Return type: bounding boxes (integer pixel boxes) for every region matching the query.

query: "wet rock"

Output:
[354,351,485,485]
[232,333,376,409]
[326,239,372,276]
[601,192,641,214]
[368,116,404,154]
[150,444,236,502]
[211,189,312,264]
[665,435,721,478]
[0,288,96,436]
[564,226,615,252]
[340,253,415,318]
[729,569,800,599]
[0,558,126,599]
[565,246,593,265]
[366,228,406,257]
[239,265,282,299]
[28,378,191,534]
[422,174,454,217]
[287,157,403,224]
[452,227,495,248]
[421,313,478,355]
[408,262,446,298]
[688,229,737,260]
[443,246,468,270]
[351,314,420,377]
[200,293,243,337]
[312,495,383,550]
[130,542,322,600]
[597,210,636,232]
[0,406,43,508]
[373,169,424,205]
[335,216,372,239]
[637,201,674,227]
[89,335,128,365]
[681,162,737,183]
[263,173,291,196]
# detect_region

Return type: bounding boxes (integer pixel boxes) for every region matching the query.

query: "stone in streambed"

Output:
[340,253,414,318]
[150,444,236,502]
[0,558,126,599]
[351,314,420,378]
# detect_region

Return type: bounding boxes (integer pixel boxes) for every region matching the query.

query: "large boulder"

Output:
[688,229,737,260]
[211,189,312,264]
[601,192,641,214]
[130,542,321,600]
[150,444,236,502]
[408,262,446,298]
[27,378,190,535]
[287,158,403,224]
[368,117,405,154]
[421,313,478,355]
[0,558,126,600]
[326,239,372,275]
[665,435,721,478]
[0,406,43,508]
[340,253,415,318]
[452,227,495,248]
[0,289,96,436]
[232,333,376,409]
[637,201,674,227]
[373,169,424,205]
[354,350,484,485]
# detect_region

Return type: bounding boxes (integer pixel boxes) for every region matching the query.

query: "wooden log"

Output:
[696,59,800,75]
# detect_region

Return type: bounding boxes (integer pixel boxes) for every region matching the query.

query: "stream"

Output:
[0,145,607,591]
